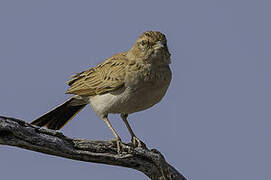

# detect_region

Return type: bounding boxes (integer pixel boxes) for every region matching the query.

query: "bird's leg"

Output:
[120,114,146,148]
[102,115,123,154]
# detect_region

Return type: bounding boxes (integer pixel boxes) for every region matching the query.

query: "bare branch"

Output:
[0,116,186,180]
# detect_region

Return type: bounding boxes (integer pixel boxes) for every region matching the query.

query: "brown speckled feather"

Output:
[66,52,128,96]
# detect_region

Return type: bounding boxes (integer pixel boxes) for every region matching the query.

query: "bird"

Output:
[31,31,172,152]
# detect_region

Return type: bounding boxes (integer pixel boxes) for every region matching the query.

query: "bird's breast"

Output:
[118,64,172,113]
[89,65,172,116]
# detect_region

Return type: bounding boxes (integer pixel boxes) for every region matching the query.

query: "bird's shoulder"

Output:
[66,52,129,96]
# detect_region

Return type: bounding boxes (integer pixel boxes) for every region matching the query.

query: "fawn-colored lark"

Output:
[31,31,172,151]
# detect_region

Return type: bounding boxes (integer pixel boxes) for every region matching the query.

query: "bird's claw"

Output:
[131,136,146,148]
[110,138,125,154]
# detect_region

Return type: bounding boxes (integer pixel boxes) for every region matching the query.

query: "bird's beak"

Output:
[154,41,165,50]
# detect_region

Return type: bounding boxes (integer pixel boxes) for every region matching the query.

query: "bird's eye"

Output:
[140,40,147,46]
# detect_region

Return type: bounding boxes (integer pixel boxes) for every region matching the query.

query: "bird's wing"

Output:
[66,53,128,96]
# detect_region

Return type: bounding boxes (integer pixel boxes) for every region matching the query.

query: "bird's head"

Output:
[128,31,171,65]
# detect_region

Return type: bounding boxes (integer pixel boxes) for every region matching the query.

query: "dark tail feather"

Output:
[31,97,87,130]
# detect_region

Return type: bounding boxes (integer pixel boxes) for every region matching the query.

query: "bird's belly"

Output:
[119,83,169,113]
[89,81,170,116]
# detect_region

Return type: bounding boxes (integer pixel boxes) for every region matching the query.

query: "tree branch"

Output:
[0,116,186,180]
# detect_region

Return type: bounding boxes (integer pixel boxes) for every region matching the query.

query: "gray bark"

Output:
[0,116,186,180]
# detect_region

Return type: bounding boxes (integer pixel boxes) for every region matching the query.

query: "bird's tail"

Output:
[31,97,87,130]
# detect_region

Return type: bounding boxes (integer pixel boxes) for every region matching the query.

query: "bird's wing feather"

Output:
[66,53,128,96]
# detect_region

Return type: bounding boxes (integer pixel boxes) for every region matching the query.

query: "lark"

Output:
[31,31,172,151]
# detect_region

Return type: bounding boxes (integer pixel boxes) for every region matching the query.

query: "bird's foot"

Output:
[110,138,125,154]
[131,136,146,148]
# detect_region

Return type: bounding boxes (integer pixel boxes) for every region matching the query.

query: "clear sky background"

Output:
[0,0,270,179]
